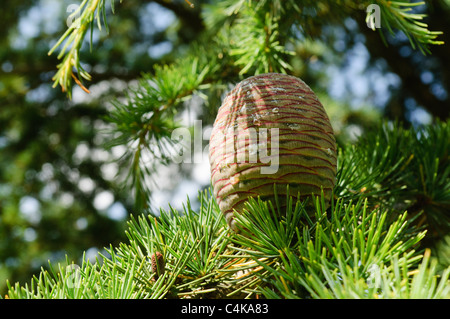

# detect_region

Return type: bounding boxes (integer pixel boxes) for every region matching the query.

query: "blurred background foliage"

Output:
[0,0,448,295]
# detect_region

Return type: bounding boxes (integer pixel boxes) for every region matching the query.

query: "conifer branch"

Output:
[48,0,119,97]
[47,1,444,97]
[15,0,449,301]
[104,54,213,211]
[4,183,449,299]
[367,0,444,54]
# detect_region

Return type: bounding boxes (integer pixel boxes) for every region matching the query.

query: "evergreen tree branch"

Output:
[104,53,213,211]
[5,185,449,299]
[12,0,448,301]
[47,1,445,97]
[368,0,444,54]
[228,2,295,75]
[48,0,120,97]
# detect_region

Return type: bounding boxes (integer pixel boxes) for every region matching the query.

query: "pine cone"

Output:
[209,73,337,231]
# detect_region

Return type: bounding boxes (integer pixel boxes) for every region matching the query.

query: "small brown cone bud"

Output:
[209,73,337,231]
[151,251,165,280]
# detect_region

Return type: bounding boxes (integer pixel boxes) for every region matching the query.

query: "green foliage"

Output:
[370,0,444,54]
[3,0,449,301]
[4,191,449,299]
[48,0,120,97]
[336,121,450,237]
[49,0,444,95]
[96,0,446,212]
[246,196,448,299]
[227,2,295,74]
[104,53,214,210]
[335,121,413,203]
[4,122,450,299]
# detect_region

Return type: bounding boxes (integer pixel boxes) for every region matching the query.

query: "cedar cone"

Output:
[209,73,337,231]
